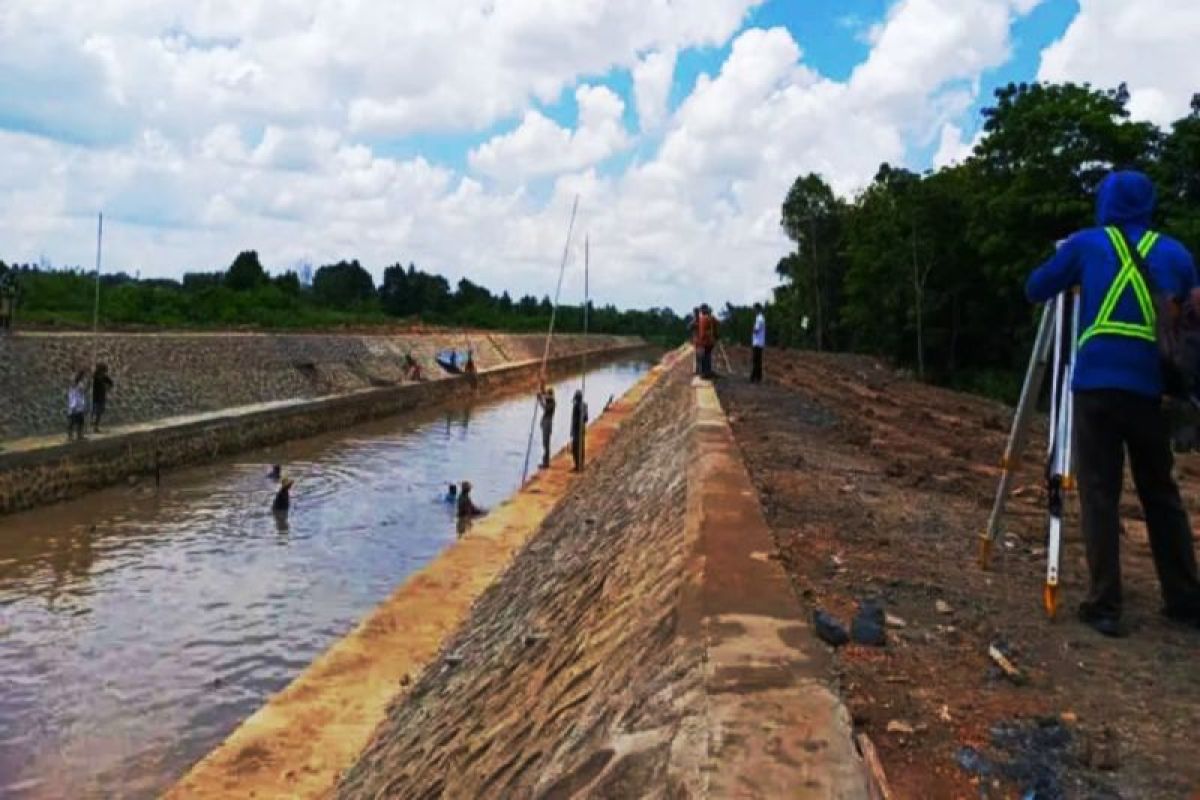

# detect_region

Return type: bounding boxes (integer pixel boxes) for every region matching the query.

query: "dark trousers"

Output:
[1074,390,1200,618]
[700,346,714,378]
[541,423,552,467]
[750,346,763,383]
[68,412,85,441]
[92,399,107,431]
[571,434,583,471]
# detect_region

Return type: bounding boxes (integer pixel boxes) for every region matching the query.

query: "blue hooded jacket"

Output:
[1026,171,1198,398]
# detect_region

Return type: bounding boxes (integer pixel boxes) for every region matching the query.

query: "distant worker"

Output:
[537,383,556,468]
[403,353,424,382]
[464,349,477,385]
[750,303,766,383]
[688,306,700,374]
[456,480,484,519]
[697,304,718,379]
[91,363,114,433]
[570,389,588,472]
[268,464,282,480]
[1026,169,1200,637]
[67,370,88,441]
[0,263,15,333]
[272,477,294,513]
[444,483,458,504]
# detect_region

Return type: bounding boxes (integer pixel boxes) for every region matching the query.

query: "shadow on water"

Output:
[0,359,651,799]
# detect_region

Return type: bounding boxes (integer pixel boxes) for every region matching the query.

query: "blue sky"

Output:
[0,0,1194,311]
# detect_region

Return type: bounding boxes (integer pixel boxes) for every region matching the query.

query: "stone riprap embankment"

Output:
[0,331,629,441]
[0,333,647,515]
[333,356,870,798]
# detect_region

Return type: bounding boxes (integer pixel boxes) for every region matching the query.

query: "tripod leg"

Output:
[981,300,1056,568]
[1044,290,1080,618]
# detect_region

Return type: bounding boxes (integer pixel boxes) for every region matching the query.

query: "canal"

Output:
[0,358,652,799]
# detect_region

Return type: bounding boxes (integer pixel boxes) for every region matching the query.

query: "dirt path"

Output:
[717,347,1200,799]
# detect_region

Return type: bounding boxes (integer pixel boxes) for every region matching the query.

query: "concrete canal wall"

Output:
[170,348,872,799]
[0,334,648,515]
[0,330,630,441]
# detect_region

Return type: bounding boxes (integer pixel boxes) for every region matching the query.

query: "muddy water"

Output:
[0,359,651,799]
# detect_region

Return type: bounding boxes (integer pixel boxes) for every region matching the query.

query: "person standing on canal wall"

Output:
[697,304,718,379]
[67,370,88,441]
[537,383,556,468]
[91,364,114,433]
[571,389,588,472]
[750,303,766,383]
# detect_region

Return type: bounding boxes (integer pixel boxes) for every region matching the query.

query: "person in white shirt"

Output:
[67,370,88,441]
[750,303,766,383]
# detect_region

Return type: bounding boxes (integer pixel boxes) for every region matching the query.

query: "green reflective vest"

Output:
[1077,227,1161,348]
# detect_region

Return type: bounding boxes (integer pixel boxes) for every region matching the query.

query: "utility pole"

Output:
[92,212,103,371]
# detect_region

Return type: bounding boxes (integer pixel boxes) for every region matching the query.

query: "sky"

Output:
[1,0,1198,313]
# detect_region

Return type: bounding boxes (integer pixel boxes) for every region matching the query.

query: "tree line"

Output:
[724,82,1200,401]
[0,251,686,343]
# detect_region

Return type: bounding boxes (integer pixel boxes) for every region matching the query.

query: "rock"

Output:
[886,720,914,735]
[884,613,907,628]
[851,600,887,647]
[1060,711,1078,726]
[935,599,953,615]
[813,609,850,647]
[938,704,952,722]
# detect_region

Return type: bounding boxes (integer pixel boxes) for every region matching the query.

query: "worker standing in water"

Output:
[570,389,588,472]
[457,480,484,519]
[272,476,294,513]
[537,383,556,468]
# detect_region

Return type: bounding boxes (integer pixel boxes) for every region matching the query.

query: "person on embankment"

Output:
[688,306,700,375]
[67,370,88,442]
[1026,169,1200,637]
[750,302,766,383]
[91,363,114,433]
[537,383,556,468]
[697,304,718,379]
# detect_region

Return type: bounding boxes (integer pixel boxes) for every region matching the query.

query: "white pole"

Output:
[92,212,103,370]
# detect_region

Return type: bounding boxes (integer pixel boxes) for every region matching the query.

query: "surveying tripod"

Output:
[980,289,1080,619]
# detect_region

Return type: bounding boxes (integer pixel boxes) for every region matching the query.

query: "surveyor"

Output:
[91,363,114,433]
[1026,169,1200,636]
[570,389,588,471]
[456,480,484,519]
[688,306,701,374]
[750,303,766,383]
[272,477,294,513]
[67,370,88,441]
[537,383,556,468]
[697,304,718,379]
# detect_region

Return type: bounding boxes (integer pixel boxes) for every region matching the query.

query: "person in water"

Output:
[444,483,458,503]
[537,383,556,468]
[268,464,282,480]
[272,477,294,513]
[570,389,588,472]
[456,480,484,519]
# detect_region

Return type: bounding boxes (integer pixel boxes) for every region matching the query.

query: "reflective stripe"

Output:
[1077,228,1160,347]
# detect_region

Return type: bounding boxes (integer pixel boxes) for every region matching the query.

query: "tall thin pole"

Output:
[520,196,580,486]
[582,235,589,396]
[92,212,103,370]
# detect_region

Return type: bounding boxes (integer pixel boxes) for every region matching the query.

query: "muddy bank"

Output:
[718,346,1200,799]
[0,331,634,441]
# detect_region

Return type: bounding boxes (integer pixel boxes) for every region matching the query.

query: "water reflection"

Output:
[0,358,649,799]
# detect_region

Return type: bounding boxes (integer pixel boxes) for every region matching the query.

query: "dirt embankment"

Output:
[718,347,1200,799]
[337,360,698,798]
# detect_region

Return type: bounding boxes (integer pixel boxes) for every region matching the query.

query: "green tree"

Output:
[312,260,376,309]
[225,250,268,291]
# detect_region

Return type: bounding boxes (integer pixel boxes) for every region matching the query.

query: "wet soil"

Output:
[717,347,1200,800]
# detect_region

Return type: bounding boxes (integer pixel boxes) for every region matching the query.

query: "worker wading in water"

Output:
[537,383,556,468]
[570,390,588,472]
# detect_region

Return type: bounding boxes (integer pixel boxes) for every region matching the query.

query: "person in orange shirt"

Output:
[697,304,718,379]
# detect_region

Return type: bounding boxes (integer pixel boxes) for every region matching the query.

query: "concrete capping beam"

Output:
[676,376,873,798]
[163,346,681,800]
[0,342,653,516]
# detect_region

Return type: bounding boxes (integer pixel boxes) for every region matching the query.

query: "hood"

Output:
[1096,170,1155,227]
